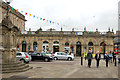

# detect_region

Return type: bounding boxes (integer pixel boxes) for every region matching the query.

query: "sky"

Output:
[3,0,120,32]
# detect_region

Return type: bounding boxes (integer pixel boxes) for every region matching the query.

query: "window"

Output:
[57,53,61,55]
[16,53,22,56]
[61,53,66,55]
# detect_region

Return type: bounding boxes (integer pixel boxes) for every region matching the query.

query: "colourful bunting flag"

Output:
[50,21,51,23]
[8,6,11,8]
[37,16,39,19]
[40,18,42,20]
[43,19,45,21]
[52,22,54,24]
[11,7,14,11]
[9,9,11,12]
[29,14,31,16]
[57,23,59,25]
[21,11,23,13]
[16,9,18,12]
[47,20,48,22]
[33,15,35,18]
[25,12,27,15]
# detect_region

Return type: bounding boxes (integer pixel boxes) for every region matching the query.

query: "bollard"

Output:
[81,56,83,65]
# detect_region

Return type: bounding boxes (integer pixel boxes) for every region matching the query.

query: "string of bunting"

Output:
[7,6,88,31]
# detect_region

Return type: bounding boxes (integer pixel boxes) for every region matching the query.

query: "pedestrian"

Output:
[87,50,93,68]
[105,51,109,67]
[109,51,113,63]
[95,51,101,68]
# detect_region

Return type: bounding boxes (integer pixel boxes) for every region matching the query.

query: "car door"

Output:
[56,52,62,59]
[61,52,67,59]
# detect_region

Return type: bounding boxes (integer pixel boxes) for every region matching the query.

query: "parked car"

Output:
[16,52,31,63]
[52,52,74,61]
[31,53,53,62]
[41,52,53,57]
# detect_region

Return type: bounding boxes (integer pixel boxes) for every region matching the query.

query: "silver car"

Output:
[53,52,74,61]
[16,52,31,63]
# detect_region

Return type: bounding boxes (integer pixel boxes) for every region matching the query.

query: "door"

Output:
[61,52,67,59]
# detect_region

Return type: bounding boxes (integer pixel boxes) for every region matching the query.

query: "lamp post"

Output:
[5,0,13,18]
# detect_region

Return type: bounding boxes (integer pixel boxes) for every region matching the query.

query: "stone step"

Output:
[2,66,33,73]
[2,61,22,65]
[2,64,29,71]
[2,63,26,68]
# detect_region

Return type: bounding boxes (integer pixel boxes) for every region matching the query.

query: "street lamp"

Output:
[5,0,13,18]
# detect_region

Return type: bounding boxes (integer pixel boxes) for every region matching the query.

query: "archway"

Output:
[76,41,81,56]
[88,42,94,53]
[22,41,26,52]
[100,42,106,54]
[53,41,59,53]
[33,42,37,52]
[42,41,49,52]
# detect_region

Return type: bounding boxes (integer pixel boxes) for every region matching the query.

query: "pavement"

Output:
[2,57,119,78]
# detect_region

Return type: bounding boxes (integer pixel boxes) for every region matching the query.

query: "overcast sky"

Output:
[5,0,120,32]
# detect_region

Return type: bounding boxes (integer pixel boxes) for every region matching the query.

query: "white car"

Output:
[52,52,74,61]
[16,52,32,63]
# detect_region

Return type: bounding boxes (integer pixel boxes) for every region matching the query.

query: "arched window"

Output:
[33,42,37,51]
[43,41,49,44]
[65,42,69,46]
[88,42,93,46]
[76,41,81,45]
[53,41,59,44]
[22,41,26,52]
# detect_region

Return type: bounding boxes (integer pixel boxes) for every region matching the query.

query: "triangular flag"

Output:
[40,18,42,20]
[21,10,23,13]
[52,22,54,24]
[11,7,14,11]
[25,12,27,15]
[29,14,31,16]
[47,20,48,22]
[33,15,35,18]
[16,9,18,12]
[43,19,45,21]
[37,16,39,19]
[57,23,59,25]
[50,21,51,23]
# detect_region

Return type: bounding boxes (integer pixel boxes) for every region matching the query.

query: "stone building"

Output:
[16,28,114,56]
[0,1,26,32]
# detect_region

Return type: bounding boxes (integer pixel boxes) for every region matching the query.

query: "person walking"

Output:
[112,51,115,63]
[105,51,109,67]
[95,51,101,68]
[87,50,93,68]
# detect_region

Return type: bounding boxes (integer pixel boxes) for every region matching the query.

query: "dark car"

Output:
[31,53,53,62]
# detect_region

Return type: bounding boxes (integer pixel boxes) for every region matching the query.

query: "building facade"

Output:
[16,28,114,56]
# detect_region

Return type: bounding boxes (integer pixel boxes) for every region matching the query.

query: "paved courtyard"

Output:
[2,57,118,78]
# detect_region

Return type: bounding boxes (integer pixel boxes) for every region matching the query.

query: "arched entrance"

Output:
[76,41,81,56]
[53,41,59,53]
[64,42,70,53]
[42,41,49,52]
[22,41,26,52]
[100,42,106,54]
[33,42,37,52]
[88,42,94,53]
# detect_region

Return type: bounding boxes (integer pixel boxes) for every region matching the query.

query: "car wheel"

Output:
[54,57,58,60]
[44,58,49,62]
[68,57,72,61]
[20,59,25,63]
